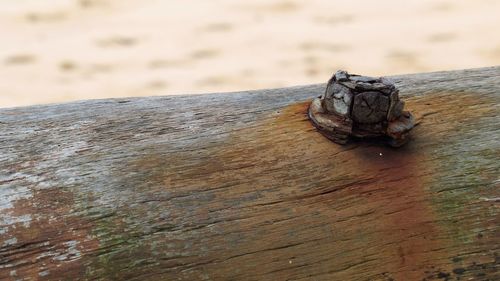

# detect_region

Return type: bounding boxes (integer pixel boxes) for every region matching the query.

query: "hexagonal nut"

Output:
[309,70,415,147]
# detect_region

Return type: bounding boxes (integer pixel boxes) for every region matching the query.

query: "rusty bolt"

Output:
[308,70,415,147]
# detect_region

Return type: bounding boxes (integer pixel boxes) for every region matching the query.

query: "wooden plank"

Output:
[1,66,499,280]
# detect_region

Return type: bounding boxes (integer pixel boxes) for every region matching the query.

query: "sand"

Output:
[1,0,499,108]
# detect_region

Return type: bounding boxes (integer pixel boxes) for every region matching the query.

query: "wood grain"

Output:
[1,66,499,280]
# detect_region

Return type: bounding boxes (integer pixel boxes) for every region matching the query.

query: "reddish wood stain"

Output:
[1,187,99,280]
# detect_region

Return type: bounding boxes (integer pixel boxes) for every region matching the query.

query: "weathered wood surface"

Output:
[1,66,499,281]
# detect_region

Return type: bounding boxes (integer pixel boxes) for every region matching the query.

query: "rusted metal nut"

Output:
[308,70,415,147]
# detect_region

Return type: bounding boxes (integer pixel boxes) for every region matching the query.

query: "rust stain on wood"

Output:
[254,99,451,280]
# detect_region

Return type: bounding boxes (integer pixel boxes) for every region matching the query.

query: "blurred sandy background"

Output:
[1,0,499,108]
